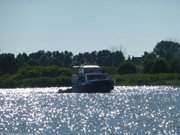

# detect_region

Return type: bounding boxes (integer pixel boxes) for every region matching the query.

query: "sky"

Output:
[0,0,180,56]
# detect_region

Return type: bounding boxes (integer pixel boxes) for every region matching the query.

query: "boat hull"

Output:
[73,79,114,93]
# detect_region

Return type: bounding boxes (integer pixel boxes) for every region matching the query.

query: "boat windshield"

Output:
[83,68,102,74]
[87,74,106,80]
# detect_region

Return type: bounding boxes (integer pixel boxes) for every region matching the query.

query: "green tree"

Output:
[73,53,85,65]
[152,59,169,73]
[63,51,73,67]
[153,40,180,60]
[0,53,18,74]
[143,60,154,73]
[16,53,29,67]
[97,50,112,66]
[51,51,64,66]
[111,51,125,66]
[28,50,45,65]
[170,59,180,73]
[143,52,157,73]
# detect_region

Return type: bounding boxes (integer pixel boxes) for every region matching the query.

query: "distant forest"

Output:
[0,46,125,74]
[1,40,180,74]
[1,40,180,87]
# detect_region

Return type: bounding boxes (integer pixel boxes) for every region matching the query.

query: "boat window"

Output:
[87,74,106,80]
[79,76,85,82]
[84,68,102,73]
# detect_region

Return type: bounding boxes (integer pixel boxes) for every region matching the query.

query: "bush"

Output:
[102,66,118,74]
[113,73,180,86]
[0,75,17,88]
[15,66,73,79]
[0,66,73,88]
[118,62,136,74]
[20,76,71,87]
[143,58,169,74]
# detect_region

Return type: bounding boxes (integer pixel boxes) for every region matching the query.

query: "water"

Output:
[0,86,180,135]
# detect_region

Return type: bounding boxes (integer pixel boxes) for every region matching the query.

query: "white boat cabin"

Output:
[78,65,103,74]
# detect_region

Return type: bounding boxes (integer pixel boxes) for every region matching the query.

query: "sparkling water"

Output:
[0,86,180,135]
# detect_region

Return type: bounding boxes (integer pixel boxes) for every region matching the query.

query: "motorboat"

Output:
[71,65,114,93]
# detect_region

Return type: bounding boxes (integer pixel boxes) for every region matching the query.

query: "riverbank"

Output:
[113,73,180,86]
[1,72,180,88]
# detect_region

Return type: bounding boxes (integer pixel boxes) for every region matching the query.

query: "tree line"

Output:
[118,40,180,74]
[0,49,125,74]
[1,40,180,75]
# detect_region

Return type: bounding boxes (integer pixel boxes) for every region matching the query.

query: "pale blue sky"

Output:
[0,0,180,56]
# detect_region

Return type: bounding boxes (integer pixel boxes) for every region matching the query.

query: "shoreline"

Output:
[1,73,180,89]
